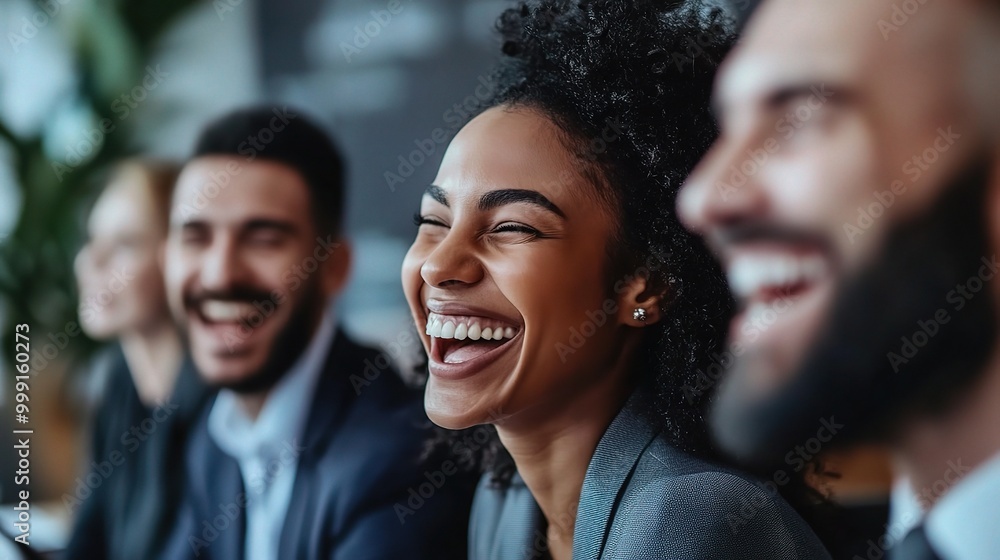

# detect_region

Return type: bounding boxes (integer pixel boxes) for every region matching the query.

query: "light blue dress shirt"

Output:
[207,311,336,560]
[890,450,1000,560]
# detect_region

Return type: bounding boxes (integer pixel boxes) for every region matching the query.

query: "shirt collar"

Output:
[925,450,1000,559]
[208,309,337,464]
[889,450,1000,560]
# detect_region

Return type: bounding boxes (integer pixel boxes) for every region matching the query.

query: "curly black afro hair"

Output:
[433,0,735,478]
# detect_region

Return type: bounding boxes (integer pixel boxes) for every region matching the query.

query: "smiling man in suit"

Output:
[159,106,474,560]
[679,1,1000,558]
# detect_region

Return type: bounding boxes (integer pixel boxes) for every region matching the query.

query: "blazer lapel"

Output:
[572,393,658,560]
[197,430,245,560]
[278,328,360,555]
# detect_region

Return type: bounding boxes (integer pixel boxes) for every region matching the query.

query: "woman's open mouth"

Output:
[424,312,522,379]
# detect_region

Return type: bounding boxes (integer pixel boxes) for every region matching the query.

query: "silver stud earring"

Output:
[633,308,648,322]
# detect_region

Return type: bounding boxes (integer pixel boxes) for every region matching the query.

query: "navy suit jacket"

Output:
[162,329,476,560]
[469,394,832,559]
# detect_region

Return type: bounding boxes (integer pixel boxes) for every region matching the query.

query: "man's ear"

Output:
[616,270,668,327]
[321,238,353,299]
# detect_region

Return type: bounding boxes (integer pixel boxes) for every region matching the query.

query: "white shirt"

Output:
[207,310,336,560]
[889,451,1000,560]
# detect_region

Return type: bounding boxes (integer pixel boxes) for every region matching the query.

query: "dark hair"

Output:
[421,0,837,546]
[430,0,736,483]
[726,0,763,28]
[192,106,345,236]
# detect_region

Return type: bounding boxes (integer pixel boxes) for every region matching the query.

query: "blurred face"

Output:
[402,106,651,430]
[165,157,341,392]
[678,0,1000,459]
[75,173,169,339]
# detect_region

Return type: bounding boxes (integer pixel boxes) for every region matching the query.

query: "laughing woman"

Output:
[402,1,831,559]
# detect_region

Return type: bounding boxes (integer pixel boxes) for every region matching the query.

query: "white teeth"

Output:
[440,321,456,339]
[422,314,519,340]
[202,300,248,322]
[727,254,829,299]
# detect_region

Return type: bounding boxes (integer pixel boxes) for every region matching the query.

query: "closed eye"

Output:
[245,231,287,247]
[413,213,449,229]
[492,222,544,238]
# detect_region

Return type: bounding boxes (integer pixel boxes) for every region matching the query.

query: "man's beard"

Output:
[711,156,998,471]
[185,281,325,395]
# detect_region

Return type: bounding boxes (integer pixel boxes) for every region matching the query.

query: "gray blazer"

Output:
[468,394,832,559]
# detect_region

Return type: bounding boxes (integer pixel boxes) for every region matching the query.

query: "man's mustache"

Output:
[182,285,276,311]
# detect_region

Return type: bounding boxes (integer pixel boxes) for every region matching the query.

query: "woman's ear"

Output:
[615,270,668,327]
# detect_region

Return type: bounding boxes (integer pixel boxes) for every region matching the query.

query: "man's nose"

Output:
[199,235,246,292]
[678,136,770,235]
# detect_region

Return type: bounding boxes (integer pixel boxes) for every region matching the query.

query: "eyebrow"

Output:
[426,185,449,207]
[175,218,298,234]
[715,81,845,122]
[243,219,298,235]
[478,189,565,218]
[423,185,567,218]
